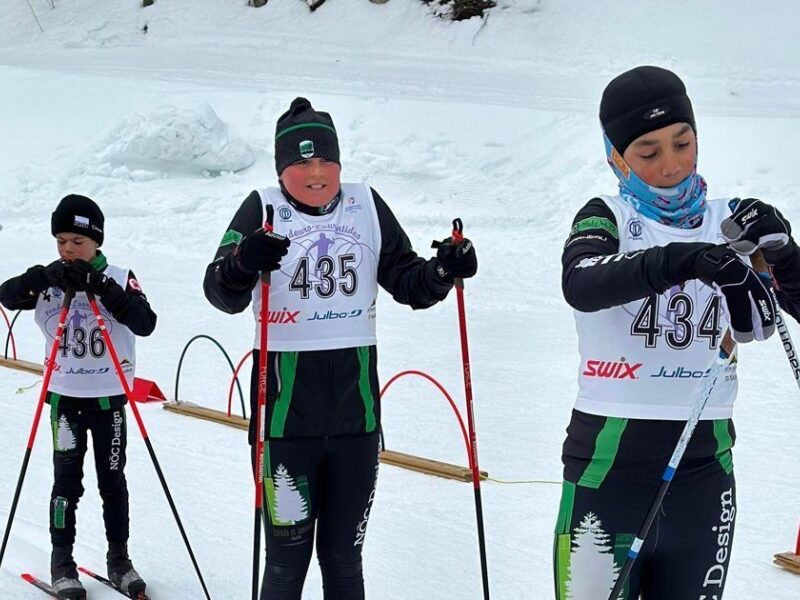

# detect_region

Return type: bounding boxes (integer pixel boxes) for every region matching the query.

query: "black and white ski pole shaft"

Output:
[86,294,213,600]
[608,342,730,600]
[0,288,74,569]
[449,218,490,600]
[253,205,274,600]
[751,251,800,392]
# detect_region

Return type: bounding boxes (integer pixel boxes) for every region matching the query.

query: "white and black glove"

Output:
[722,198,794,264]
[695,244,776,343]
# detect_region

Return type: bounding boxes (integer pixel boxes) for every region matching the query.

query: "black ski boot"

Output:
[51,545,86,600]
[107,542,147,598]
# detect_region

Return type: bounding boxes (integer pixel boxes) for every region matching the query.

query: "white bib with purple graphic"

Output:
[34,265,135,397]
[252,184,381,351]
[573,196,740,420]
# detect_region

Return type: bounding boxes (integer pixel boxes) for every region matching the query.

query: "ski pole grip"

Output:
[750,250,769,275]
[452,218,464,244]
[265,205,275,233]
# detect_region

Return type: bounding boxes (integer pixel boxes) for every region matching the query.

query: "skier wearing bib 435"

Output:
[553,66,800,599]
[203,97,477,600]
[0,195,156,600]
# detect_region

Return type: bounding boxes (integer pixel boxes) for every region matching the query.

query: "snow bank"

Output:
[88,103,254,179]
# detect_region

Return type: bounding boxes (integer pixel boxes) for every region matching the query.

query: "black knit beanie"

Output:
[600,66,695,155]
[51,194,104,245]
[275,97,340,175]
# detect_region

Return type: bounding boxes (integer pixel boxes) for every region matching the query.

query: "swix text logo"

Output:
[583,359,642,379]
[267,309,300,324]
[739,208,759,226]
[758,299,772,320]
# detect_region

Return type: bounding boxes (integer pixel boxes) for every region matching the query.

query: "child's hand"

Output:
[66,260,107,294]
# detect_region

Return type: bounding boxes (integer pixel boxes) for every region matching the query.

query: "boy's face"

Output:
[280,158,341,207]
[621,122,697,188]
[56,233,98,263]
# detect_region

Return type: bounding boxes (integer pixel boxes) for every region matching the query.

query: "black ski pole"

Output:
[86,294,213,600]
[751,251,800,392]
[0,288,74,569]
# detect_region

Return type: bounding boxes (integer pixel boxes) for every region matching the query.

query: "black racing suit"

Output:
[554,198,800,599]
[204,188,453,600]
[0,254,156,547]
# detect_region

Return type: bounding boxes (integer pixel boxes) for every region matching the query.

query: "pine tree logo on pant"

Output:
[55,415,77,452]
[267,464,311,526]
[565,512,623,600]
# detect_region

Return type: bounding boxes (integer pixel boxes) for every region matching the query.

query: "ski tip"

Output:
[77,566,95,576]
[20,573,36,582]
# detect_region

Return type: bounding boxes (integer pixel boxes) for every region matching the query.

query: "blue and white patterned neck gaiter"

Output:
[603,134,707,229]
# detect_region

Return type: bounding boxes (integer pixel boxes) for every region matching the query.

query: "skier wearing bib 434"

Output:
[553,66,800,599]
[0,195,156,600]
[203,97,477,600]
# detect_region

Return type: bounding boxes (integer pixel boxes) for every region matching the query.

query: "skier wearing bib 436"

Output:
[203,97,477,600]
[553,66,800,599]
[0,195,156,600]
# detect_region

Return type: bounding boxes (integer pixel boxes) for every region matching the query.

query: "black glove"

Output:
[22,261,69,293]
[721,198,793,264]
[695,244,776,343]
[236,228,291,273]
[44,261,71,290]
[65,259,109,294]
[432,237,478,280]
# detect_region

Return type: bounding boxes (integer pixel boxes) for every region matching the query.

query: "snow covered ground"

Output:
[1,0,800,597]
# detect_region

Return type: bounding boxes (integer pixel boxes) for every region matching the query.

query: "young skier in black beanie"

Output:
[0,195,157,600]
[204,97,478,600]
[553,65,800,598]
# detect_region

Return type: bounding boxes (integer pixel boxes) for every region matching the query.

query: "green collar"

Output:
[90,252,108,271]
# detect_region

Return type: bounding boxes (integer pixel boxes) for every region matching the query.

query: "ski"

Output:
[20,574,60,599]
[78,567,150,600]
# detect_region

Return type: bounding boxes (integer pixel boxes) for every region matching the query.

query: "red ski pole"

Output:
[85,293,212,600]
[450,218,490,600]
[253,205,275,600]
[0,288,74,570]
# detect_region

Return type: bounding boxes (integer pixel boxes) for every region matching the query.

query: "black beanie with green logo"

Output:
[275,97,340,175]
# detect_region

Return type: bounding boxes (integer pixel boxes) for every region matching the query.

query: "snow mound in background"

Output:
[89,104,254,179]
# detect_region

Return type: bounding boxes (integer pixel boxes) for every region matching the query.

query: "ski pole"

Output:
[0,288,74,570]
[85,294,212,600]
[750,251,800,392]
[449,218,490,600]
[253,205,275,600]
[608,344,730,600]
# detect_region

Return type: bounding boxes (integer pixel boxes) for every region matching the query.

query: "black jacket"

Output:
[562,197,800,321]
[203,187,453,438]
[0,253,157,337]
